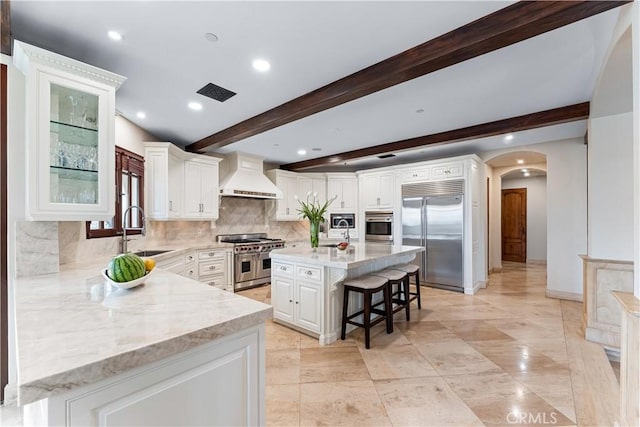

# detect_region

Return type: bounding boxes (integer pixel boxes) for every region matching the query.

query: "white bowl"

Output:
[102,268,154,289]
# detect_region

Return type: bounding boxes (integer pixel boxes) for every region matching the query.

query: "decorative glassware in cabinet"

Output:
[49,83,99,204]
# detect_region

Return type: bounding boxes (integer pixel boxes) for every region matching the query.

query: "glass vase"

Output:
[309,219,320,249]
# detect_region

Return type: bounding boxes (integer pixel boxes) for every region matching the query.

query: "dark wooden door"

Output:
[502,188,527,263]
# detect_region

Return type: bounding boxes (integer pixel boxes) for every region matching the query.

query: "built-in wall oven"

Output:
[365,211,394,243]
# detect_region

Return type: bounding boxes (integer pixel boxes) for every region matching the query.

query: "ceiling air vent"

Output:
[378,154,396,159]
[197,83,236,102]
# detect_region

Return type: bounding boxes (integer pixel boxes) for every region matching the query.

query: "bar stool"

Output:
[389,263,421,309]
[371,269,411,321]
[341,275,393,349]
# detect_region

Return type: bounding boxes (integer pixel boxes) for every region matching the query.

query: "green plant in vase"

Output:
[296,192,337,249]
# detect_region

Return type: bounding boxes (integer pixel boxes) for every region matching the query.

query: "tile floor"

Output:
[239,262,622,427]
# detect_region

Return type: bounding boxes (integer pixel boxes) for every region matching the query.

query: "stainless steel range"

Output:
[218,233,285,292]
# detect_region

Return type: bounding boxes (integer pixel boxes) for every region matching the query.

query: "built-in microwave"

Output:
[330,213,355,230]
[365,211,394,242]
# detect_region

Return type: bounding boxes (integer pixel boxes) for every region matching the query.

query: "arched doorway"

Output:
[485,151,548,268]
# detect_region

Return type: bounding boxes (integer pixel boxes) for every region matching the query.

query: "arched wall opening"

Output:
[484,151,548,271]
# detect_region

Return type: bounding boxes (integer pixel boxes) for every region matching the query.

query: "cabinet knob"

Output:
[188,270,194,275]
[209,252,215,256]
[289,299,293,303]
[295,301,299,304]
[305,270,312,276]
[188,255,194,261]
[209,265,215,270]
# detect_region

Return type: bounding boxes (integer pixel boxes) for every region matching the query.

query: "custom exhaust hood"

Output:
[219,152,283,199]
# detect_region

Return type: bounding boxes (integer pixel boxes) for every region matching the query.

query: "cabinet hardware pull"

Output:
[209,252,214,256]
[289,299,293,303]
[305,270,312,275]
[209,266,215,270]
[169,200,173,211]
[295,301,299,304]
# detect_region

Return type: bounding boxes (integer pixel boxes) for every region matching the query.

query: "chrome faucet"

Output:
[121,205,146,253]
[337,219,350,245]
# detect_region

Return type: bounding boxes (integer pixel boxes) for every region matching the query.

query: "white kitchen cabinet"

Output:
[197,248,233,292]
[431,162,464,180]
[327,174,358,212]
[144,143,184,220]
[184,159,220,220]
[360,172,394,210]
[14,40,125,221]
[266,169,300,221]
[298,174,327,205]
[144,142,221,221]
[398,167,430,183]
[272,262,322,334]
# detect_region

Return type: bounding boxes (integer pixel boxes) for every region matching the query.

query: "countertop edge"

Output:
[18,306,272,406]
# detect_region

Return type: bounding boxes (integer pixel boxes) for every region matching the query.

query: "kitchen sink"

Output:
[133,249,172,257]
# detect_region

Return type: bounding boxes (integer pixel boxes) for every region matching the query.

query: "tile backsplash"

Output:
[57,197,310,264]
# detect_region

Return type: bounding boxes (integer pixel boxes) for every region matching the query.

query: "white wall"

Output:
[502,176,547,262]
[114,115,156,156]
[483,138,587,298]
[588,112,634,260]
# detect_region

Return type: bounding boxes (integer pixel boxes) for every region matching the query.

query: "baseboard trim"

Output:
[526,259,547,265]
[489,267,503,274]
[546,289,583,302]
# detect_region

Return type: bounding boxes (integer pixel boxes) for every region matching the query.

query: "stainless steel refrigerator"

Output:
[401,180,464,292]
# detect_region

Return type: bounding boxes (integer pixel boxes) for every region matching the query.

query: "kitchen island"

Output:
[14,266,271,426]
[270,243,423,344]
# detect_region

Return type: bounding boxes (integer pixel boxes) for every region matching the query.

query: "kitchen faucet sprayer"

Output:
[121,205,145,254]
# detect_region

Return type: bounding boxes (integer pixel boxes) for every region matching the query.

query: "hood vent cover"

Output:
[219,153,283,199]
[197,83,236,102]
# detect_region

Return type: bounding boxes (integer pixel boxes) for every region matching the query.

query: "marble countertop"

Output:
[14,267,272,406]
[270,242,423,269]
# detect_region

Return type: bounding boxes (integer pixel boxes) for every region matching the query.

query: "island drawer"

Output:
[198,249,226,260]
[273,262,294,276]
[199,259,225,276]
[185,252,197,265]
[202,274,229,291]
[297,265,321,282]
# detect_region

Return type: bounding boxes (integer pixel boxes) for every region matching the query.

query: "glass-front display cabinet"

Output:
[14,40,126,221]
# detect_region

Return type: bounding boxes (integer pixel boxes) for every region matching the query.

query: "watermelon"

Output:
[107,253,146,282]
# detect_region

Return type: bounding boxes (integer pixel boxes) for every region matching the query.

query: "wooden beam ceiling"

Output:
[281,102,590,171]
[186,1,628,153]
[0,1,10,56]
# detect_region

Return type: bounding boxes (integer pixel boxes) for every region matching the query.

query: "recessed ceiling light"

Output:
[108,30,123,41]
[204,32,219,42]
[297,149,307,156]
[505,134,514,141]
[188,102,203,111]
[517,159,524,164]
[524,172,531,177]
[252,59,271,72]
[136,111,146,119]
